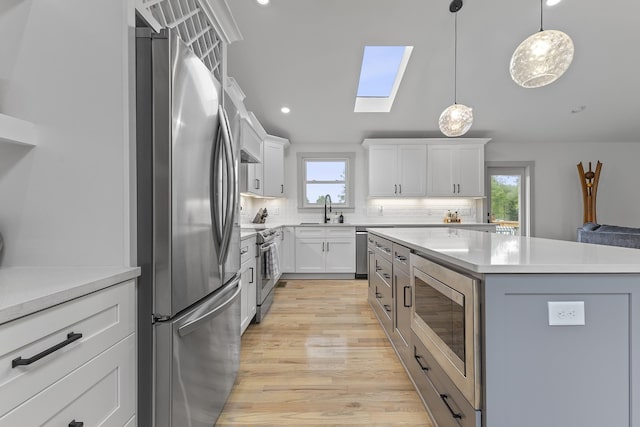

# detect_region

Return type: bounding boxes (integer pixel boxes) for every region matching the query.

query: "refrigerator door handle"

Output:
[177,274,241,337]
[210,124,224,262]
[219,106,236,267]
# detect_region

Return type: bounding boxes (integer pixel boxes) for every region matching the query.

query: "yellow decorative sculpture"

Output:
[577,161,602,224]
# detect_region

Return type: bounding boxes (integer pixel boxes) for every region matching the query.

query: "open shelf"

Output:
[0,113,37,147]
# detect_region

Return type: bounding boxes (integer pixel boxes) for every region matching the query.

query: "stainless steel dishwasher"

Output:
[355,227,368,279]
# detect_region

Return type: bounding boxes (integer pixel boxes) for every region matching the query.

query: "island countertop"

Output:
[368,227,640,274]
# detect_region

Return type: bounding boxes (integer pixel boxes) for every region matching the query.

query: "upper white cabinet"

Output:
[367,143,427,197]
[427,143,486,197]
[245,135,289,197]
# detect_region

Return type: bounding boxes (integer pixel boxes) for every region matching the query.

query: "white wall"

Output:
[486,141,640,241]
[0,0,133,266]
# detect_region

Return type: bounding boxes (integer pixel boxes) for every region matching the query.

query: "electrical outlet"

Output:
[548,301,585,326]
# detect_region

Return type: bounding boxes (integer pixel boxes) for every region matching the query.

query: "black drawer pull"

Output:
[375,292,382,299]
[414,353,430,371]
[383,247,391,253]
[375,243,382,248]
[440,394,463,419]
[403,285,412,307]
[69,421,84,427]
[383,304,391,313]
[395,255,407,262]
[382,273,391,279]
[368,238,374,243]
[12,332,83,368]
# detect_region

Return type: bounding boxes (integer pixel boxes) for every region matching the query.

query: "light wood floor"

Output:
[216,279,433,426]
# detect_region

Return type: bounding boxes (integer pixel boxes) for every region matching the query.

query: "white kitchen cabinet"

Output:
[281,226,296,273]
[427,144,485,197]
[0,113,37,147]
[295,227,355,273]
[368,144,426,197]
[240,236,257,334]
[244,135,289,197]
[0,280,136,424]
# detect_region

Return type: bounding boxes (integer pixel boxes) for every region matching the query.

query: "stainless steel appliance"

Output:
[255,228,281,322]
[411,253,481,409]
[355,227,368,279]
[136,28,241,427]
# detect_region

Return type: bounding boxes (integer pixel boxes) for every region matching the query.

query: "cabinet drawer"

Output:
[240,238,256,265]
[375,255,393,288]
[0,280,135,416]
[373,236,393,261]
[295,227,325,238]
[408,331,480,427]
[0,333,136,425]
[393,243,411,273]
[325,227,355,238]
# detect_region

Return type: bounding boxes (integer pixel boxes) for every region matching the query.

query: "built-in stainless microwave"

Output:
[411,253,481,409]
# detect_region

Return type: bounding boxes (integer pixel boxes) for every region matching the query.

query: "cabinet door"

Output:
[397,145,426,197]
[246,162,264,196]
[240,264,250,334]
[281,226,296,272]
[368,145,398,196]
[456,145,485,197]
[324,238,356,273]
[247,261,257,322]
[295,238,325,273]
[427,145,456,196]
[394,268,412,361]
[263,140,285,197]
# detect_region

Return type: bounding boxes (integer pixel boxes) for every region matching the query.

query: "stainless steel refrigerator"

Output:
[135,27,241,427]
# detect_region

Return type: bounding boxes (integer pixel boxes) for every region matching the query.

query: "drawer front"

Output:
[408,331,480,427]
[0,333,136,425]
[0,280,135,416]
[392,243,411,273]
[375,255,393,328]
[375,255,393,288]
[295,227,325,238]
[240,238,256,265]
[367,233,376,250]
[324,227,355,238]
[373,236,393,261]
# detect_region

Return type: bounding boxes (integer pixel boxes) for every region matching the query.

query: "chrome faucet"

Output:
[323,194,332,223]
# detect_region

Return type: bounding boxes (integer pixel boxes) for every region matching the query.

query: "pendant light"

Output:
[510,0,574,88]
[439,0,473,138]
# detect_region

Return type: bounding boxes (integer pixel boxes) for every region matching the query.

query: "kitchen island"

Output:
[367,227,640,427]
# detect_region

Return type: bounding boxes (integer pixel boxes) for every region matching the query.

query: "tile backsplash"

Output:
[241,194,482,224]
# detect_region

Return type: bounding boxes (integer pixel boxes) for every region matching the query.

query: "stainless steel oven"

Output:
[255,228,280,322]
[411,253,481,409]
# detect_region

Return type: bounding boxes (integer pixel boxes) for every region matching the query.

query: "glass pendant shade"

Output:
[510,29,574,88]
[439,103,473,137]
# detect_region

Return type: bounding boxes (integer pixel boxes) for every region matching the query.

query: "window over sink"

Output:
[297,152,355,209]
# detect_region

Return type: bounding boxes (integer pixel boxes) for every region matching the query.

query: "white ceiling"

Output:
[226,0,640,145]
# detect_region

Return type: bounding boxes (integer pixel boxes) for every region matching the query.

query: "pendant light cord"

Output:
[540,0,544,31]
[454,11,458,104]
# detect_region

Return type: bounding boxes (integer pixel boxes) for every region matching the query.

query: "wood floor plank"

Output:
[216,279,433,426]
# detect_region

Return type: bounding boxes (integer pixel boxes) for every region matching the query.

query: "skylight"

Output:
[355,45,413,113]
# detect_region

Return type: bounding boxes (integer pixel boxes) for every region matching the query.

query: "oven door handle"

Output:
[260,243,275,254]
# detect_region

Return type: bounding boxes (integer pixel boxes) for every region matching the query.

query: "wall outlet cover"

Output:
[548,301,585,326]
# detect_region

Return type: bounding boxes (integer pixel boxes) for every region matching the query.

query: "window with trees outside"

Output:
[297,153,355,209]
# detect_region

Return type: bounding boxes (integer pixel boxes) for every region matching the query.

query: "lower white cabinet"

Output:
[295,227,355,273]
[281,226,296,273]
[0,280,136,425]
[240,235,257,334]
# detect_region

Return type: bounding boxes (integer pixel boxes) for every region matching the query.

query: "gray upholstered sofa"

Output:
[577,223,640,249]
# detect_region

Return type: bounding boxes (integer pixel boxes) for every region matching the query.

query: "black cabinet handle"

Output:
[69,421,84,427]
[249,267,254,284]
[368,238,374,243]
[375,292,382,299]
[440,394,463,419]
[414,350,429,371]
[281,184,284,194]
[382,273,391,279]
[383,304,391,313]
[12,332,82,368]
[395,255,407,262]
[403,285,412,308]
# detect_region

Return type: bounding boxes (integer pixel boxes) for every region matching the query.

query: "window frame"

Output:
[297,152,356,210]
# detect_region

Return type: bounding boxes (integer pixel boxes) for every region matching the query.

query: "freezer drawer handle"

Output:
[12,332,82,368]
[440,394,463,419]
[177,277,241,337]
[68,421,84,427]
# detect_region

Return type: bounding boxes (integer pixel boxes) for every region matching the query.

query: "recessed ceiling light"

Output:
[256,0,269,5]
[546,0,562,5]
[281,107,290,114]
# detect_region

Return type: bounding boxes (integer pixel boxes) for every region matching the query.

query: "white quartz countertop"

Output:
[0,266,141,325]
[368,227,640,274]
[241,230,257,240]
[242,222,493,229]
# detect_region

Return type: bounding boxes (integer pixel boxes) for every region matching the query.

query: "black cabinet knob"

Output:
[69,421,84,427]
